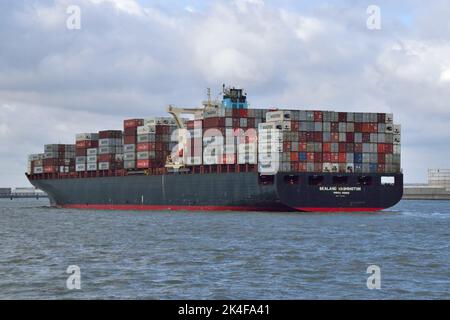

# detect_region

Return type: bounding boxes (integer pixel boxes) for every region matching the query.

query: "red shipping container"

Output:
[124,136,136,144]
[338,153,346,163]
[346,132,354,143]
[331,122,339,132]
[247,118,255,128]
[377,164,385,173]
[331,153,339,162]
[98,154,115,162]
[137,143,155,152]
[385,144,393,154]
[239,109,248,118]
[76,148,86,156]
[44,166,58,173]
[377,113,386,123]
[136,160,151,169]
[306,132,314,142]
[370,123,378,133]
[314,152,322,162]
[291,121,299,131]
[362,133,371,143]
[155,142,164,151]
[323,143,331,153]
[299,143,307,152]
[354,123,362,132]
[299,132,307,142]
[354,143,363,153]
[339,143,346,153]
[338,112,347,122]
[314,111,323,122]
[314,132,322,142]
[76,140,98,149]
[362,123,370,133]
[331,132,339,142]
[283,142,291,152]
[323,152,331,162]
[307,152,315,162]
[378,154,385,164]
[377,143,386,154]
[123,127,137,136]
[99,130,122,139]
[290,152,299,162]
[298,163,307,172]
[124,119,143,129]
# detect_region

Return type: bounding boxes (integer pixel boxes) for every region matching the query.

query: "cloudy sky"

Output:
[1,0,450,187]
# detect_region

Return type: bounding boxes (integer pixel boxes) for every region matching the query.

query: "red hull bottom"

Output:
[296,207,383,212]
[62,204,383,213]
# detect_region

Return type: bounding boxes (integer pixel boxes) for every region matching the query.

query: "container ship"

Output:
[26,86,403,212]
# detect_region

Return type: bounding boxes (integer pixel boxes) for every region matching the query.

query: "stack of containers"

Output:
[75,133,99,172]
[28,154,45,174]
[123,119,144,170]
[98,130,123,170]
[42,144,75,173]
[268,110,400,174]
[135,118,158,169]
[140,117,178,169]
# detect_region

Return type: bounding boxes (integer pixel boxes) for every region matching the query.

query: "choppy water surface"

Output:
[0,198,448,299]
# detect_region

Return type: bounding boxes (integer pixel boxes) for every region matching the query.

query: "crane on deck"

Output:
[165,88,221,170]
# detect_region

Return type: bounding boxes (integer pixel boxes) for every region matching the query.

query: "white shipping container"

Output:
[87,155,97,163]
[386,114,394,124]
[76,156,86,164]
[137,151,150,160]
[124,144,136,152]
[98,147,113,154]
[76,164,86,172]
[124,153,136,161]
[87,148,98,156]
[124,160,135,169]
[98,162,110,170]
[87,163,97,171]
[33,166,44,174]
[76,133,99,141]
[137,125,156,135]
[266,110,291,122]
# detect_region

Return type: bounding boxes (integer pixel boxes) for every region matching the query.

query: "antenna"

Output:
[207,87,211,108]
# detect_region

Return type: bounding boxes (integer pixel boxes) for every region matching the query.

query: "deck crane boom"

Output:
[165,88,221,169]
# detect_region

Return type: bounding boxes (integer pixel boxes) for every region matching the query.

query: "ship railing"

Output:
[26,164,260,180]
